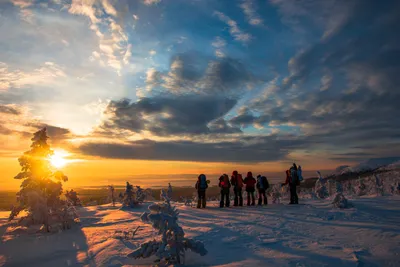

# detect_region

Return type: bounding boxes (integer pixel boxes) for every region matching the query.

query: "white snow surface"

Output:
[1,197,400,267]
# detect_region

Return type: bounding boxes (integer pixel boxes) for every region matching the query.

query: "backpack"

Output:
[263,176,270,189]
[199,174,207,189]
[297,169,303,182]
[257,176,264,189]
[257,176,270,190]
[221,175,230,188]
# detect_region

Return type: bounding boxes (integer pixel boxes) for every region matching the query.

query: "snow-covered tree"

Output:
[65,189,81,206]
[327,179,335,197]
[123,182,135,208]
[9,128,73,232]
[167,183,173,199]
[345,181,356,197]
[314,171,329,199]
[335,181,343,194]
[332,180,352,209]
[108,185,116,206]
[356,177,367,196]
[128,189,207,266]
[135,186,146,204]
[374,174,384,196]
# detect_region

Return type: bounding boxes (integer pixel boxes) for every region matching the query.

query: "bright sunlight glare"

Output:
[49,150,69,168]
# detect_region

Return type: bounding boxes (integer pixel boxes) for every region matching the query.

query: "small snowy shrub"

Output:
[128,189,207,266]
[332,193,352,209]
[121,183,151,208]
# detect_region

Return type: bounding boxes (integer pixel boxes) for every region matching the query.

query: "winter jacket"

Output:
[231,171,244,189]
[256,176,270,190]
[244,172,256,191]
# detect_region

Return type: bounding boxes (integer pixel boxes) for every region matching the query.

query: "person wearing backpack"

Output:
[256,175,270,205]
[195,174,208,208]
[282,164,299,204]
[244,172,256,206]
[231,170,244,206]
[218,174,231,208]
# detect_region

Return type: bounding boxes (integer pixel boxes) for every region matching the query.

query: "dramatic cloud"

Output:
[0,0,398,166]
[79,134,306,162]
[148,52,255,96]
[99,95,238,136]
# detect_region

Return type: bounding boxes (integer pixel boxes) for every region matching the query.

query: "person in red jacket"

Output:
[231,170,244,206]
[243,171,256,206]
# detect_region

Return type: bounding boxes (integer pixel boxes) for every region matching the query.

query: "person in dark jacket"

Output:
[218,174,231,208]
[243,171,256,206]
[230,170,244,206]
[282,164,299,204]
[256,175,270,205]
[195,174,208,208]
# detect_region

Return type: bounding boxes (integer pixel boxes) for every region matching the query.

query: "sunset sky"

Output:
[1,0,399,190]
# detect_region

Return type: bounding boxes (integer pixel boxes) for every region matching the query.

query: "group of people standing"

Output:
[195,163,303,209]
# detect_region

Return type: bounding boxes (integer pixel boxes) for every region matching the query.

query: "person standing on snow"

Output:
[195,174,208,208]
[244,172,256,206]
[231,171,244,206]
[256,175,270,205]
[282,164,299,204]
[218,174,231,208]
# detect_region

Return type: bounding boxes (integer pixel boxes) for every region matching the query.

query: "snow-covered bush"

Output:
[9,128,75,232]
[128,189,207,266]
[332,193,352,209]
[65,189,81,206]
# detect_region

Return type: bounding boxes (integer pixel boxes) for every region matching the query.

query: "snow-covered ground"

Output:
[1,196,400,267]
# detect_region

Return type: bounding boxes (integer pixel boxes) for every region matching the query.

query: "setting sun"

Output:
[49,150,69,168]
